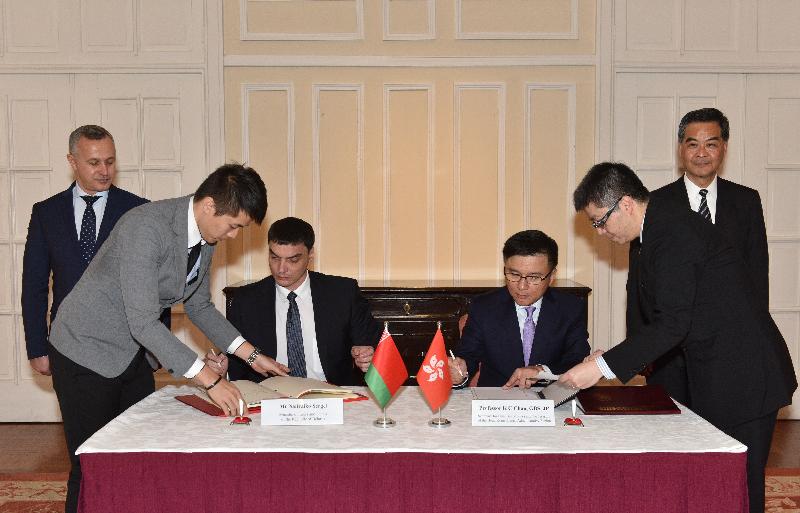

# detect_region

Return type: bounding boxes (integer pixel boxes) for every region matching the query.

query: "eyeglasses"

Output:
[591,196,623,229]
[504,268,554,285]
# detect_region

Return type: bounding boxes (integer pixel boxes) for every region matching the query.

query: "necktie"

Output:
[79,195,100,265]
[286,291,307,377]
[522,305,536,366]
[698,189,712,222]
[186,242,201,285]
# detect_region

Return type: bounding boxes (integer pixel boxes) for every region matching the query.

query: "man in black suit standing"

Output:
[637,108,769,406]
[448,230,589,388]
[225,217,382,385]
[563,162,796,513]
[22,125,159,376]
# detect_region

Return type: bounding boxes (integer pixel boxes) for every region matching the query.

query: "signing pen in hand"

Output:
[448,349,464,378]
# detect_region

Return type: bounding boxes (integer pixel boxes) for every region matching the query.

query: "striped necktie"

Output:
[286,291,307,377]
[698,189,712,222]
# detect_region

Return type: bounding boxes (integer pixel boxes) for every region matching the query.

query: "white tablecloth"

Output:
[77,385,745,456]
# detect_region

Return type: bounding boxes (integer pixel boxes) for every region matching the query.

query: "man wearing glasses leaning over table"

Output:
[449,230,590,388]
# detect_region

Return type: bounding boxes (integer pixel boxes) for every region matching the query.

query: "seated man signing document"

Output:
[449,230,590,388]
[224,217,382,385]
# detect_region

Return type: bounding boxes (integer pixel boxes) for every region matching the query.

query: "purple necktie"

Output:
[522,305,536,366]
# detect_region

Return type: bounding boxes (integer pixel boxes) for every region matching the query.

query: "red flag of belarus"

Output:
[417,328,451,411]
[365,328,408,409]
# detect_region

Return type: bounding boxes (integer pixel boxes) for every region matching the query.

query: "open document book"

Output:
[176,376,365,416]
[470,381,579,407]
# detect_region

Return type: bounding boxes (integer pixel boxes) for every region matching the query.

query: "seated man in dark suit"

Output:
[225,217,382,385]
[449,230,590,387]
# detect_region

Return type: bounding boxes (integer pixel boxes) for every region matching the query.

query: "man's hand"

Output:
[207,380,245,417]
[583,349,605,363]
[203,350,228,376]
[29,356,51,376]
[250,354,290,377]
[558,360,604,390]
[233,341,290,377]
[194,366,243,417]
[502,365,543,389]
[448,357,468,385]
[351,346,374,372]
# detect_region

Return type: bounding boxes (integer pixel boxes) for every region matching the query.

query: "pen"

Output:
[448,349,464,377]
[209,348,230,381]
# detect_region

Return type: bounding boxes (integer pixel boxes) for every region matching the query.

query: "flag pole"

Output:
[427,321,451,428]
[373,321,397,428]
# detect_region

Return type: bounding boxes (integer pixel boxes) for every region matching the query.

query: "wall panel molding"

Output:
[241,82,294,280]
[453,83,505,282]
[525,82,577,279]
[455,0,578,40]
[383,84,434,283]
[224,55,597,68]
[239,0,364,41]
[311,84,365,280]
[383,0,435,41]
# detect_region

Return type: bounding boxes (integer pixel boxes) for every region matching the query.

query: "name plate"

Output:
[471,399,555,426]
[261,398,344,426]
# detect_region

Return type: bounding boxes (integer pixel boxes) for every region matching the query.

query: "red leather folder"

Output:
[576,385,681,415]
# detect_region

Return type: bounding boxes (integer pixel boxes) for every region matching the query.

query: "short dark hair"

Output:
[194,163,267,224]
[678,108,730,142]
[268,217,315,250]
[502,230,558,269]
[573,162,650,211]
[69,125,114,154]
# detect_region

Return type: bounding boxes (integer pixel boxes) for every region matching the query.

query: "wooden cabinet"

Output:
[224,279,590,384]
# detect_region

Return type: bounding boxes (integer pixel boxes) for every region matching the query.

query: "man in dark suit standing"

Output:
[564,162,796,513]
[637,108,770,407]
[448,230,590,388]
[226,217,382,385]
[22,125,153,376]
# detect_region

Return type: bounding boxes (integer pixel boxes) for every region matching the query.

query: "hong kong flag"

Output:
[416,327,451,411]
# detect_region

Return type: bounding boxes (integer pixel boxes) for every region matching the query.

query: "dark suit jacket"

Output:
[21,184,149,359]
[608,195,796,432]
[633,176,769,404]
[455,287,590,387]
[226,271,382,386]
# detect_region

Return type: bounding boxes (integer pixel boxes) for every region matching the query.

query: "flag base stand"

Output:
[373,417,396,428]
[428,417,451,428]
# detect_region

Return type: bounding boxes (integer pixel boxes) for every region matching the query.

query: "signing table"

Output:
[77,386,747,513]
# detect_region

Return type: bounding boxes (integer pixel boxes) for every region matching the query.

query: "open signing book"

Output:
[176,376,365,416]
[471,381,579,407]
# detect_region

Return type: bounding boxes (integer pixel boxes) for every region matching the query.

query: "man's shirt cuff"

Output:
[183,358,205,379]
[595,356,616,379]
[226,336,246,354]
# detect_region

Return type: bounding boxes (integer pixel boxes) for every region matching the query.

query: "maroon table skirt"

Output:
[79,451,747,513]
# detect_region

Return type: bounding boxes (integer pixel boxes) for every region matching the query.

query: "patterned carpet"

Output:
[767,469,800,512]
[0,473,66,513]
[0,470,797,512]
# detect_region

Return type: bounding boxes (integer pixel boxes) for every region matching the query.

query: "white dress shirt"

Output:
[274,272,327,381]
[514,297,553,374]
[183,197,245,379]
[72,184,109,238]
[683,174,718,224]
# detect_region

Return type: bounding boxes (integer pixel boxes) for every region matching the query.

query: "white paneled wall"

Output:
[0,0,223,421]
[607,1,800,418]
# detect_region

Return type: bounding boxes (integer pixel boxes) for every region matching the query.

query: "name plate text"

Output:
[471,399,554,426]
[261,398,344,425]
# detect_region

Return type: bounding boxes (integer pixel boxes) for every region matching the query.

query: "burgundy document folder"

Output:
[576,385,681,415]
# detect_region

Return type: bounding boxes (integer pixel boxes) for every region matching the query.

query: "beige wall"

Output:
[223,0,597,297]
